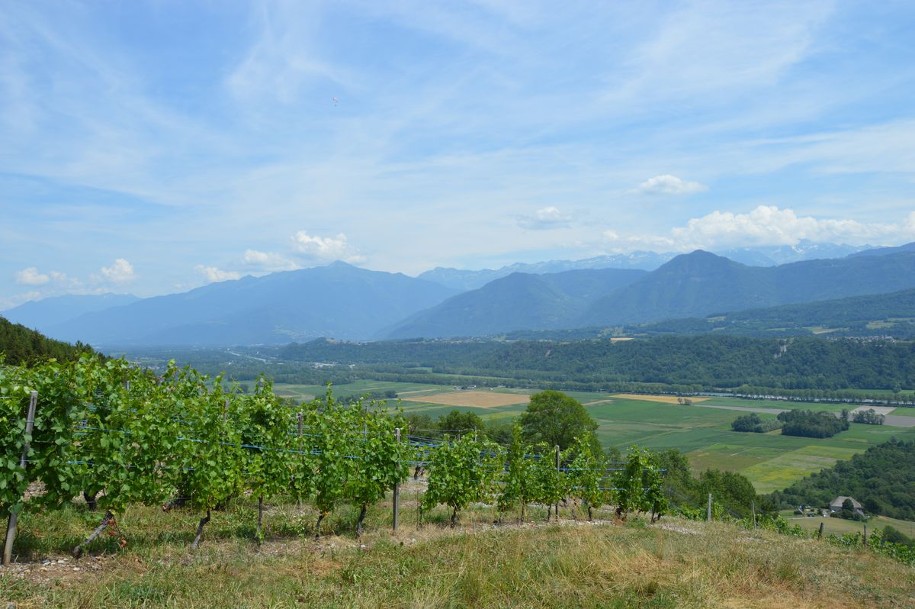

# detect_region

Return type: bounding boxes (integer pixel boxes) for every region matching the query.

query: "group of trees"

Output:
[731,413,783,433]
[852,408,886,425]
[777,409,850,438]
[651,449,764,519]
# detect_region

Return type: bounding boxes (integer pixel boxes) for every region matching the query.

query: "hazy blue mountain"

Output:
[717,240,868,266]
[2,293,140,332]
[46,262,457,347]
[416,242,876,290]
[848,241,915,258]
[385,268,647,339]
[417,252,671,290]
[580,249,915,326]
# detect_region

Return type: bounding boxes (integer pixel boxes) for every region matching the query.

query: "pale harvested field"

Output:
[612,393,710,404]
[402,390,530,408]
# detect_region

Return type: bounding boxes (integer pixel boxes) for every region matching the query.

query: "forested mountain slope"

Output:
[0,316,97,364]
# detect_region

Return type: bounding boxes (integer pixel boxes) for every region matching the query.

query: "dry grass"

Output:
[402,390,531,409]
[2,502,913,609]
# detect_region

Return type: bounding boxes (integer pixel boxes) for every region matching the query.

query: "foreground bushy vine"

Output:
[2,355,669,561]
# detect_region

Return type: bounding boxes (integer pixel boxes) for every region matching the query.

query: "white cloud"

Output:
[603,206,915,253]
[243,249,300,272]
[517,206,571,230]
[0,290,43,311]
[15,267,50,285]
[637,174,707,196]
[195,265,241,283]
[99,258,136,284]
[669,206,901,249]
[291,231,354,261]
[13,267,70,287]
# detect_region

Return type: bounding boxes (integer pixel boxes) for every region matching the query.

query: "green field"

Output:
[276,382,915,493]
[779,511,915,539]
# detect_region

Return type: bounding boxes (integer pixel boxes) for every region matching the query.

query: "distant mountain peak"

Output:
[657,249,745,272]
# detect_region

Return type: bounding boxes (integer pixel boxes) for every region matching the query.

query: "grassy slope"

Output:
[2,498,913,609]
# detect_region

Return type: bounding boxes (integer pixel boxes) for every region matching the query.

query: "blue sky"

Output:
[2,1,915,309]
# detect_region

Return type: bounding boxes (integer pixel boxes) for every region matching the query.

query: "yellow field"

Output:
[611,393,710,404]
[402,390,530,409]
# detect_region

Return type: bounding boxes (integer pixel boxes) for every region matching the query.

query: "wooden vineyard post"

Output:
[296,412,303,508]
[818,522,824,539]
[393,427,401,531]
[554,445,561,522]
[3,391,38,566]
[706,493,713,522]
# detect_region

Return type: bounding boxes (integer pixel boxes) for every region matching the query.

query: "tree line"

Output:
[268,335,915,396]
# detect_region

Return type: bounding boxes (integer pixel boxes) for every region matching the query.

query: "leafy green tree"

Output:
[346,404,411,535]
[530,443,567,522]
[520,390,598,452]
[697,469,757,519]
[173,368,247,548]
[567,433,605,520]
[421,432,501,526]
[437,409,485,435]
[613,447,667,521]
[308,389,356,537]
[239,377,294,541]
[71,358,182,556]
[497,424,535,521]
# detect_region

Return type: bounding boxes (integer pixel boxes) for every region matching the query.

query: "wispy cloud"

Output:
[243,249,300,272]
[291,230,362,263]
[637,175,707,196]
[195,265,241,283]
[604,206,915,253]
[15,267,50,286]
[517,206,572,230]
[98,259,136,284]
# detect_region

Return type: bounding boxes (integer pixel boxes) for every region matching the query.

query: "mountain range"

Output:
[5,262,456,347]
[2,243,914,347]
[417,240,869,290]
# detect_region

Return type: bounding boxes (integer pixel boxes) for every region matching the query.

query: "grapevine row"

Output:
[1,355,665,561]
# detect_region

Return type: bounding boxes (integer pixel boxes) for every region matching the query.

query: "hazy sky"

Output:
[3,1,915,309]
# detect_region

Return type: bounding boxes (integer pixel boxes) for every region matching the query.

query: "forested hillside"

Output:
[770,439,915,520]
[633,287,915,338]
[0,316,97,365]
[272,335,915,395]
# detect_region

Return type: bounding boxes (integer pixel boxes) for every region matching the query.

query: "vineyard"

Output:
[1,355,666,564]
